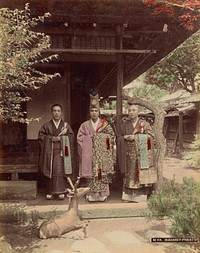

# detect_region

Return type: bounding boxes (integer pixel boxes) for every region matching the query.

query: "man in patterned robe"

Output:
[38,104,77,200]
[117,104,157,202]
[77,95,116,202]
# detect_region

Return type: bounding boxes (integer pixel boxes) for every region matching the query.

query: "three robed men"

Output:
[38,100,157,203]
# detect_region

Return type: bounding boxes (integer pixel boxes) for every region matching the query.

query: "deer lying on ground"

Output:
[38,177,90,239]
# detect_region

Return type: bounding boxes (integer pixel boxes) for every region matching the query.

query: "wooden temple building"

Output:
[0,0,198,198]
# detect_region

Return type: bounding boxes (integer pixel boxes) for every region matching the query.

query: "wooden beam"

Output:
[196,102,200,135]
[0,164,38,181]
[35,63,64,68]
[64,63,71,123]
[96,66,116,91]
[179,112,184,154]
[42,53,117,63]
[116,54,124,125]
[0,164,38,173]
[126,52,153,77]
[46,48,156,54]
[62,54,117,63]
[0,121,2,165]
[173,130,179,154]
[37,27,168,36]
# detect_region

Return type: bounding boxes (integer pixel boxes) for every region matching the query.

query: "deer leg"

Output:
[75,220,90,238]
[82,220,90,238]
[39,220,62,239]
[74,222,83,229]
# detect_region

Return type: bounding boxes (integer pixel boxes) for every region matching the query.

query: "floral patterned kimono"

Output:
[117,117,157,202]
[77,117,116,201]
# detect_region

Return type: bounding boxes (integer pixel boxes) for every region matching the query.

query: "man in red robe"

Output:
[77,95,116,202]
[117,104,157,202]
[38,104,77,200]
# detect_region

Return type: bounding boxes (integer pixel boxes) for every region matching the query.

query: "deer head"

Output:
[66,177,90,210]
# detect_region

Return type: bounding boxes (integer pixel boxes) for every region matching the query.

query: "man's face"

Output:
[52,106,62,121]
[90,108,99,121]
[128,105,138,120]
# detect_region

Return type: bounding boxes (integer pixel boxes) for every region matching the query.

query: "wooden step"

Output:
[0,164,38,180]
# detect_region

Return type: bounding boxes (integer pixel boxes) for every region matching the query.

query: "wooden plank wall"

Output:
[165,112,196,153]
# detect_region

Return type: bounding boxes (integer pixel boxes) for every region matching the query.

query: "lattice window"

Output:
[71,35,116,49]
[50,35,71,48]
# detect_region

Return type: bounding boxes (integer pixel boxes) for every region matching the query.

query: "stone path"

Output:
[25,218,195,253]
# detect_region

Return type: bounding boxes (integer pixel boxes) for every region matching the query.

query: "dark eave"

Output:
[0,0,199,96]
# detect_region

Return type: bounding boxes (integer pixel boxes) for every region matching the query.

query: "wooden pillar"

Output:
[64,63,71,123]
[178,112,183,154]
[116,25,124,127]
[116,54,124,128]
[196,102,200,135]
[0,120,2,165]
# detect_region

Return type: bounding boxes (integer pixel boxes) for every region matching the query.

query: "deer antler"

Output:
[67,177,81,194]
[74,177,81,189]
[67,177,75,191]
[66,188,74,195]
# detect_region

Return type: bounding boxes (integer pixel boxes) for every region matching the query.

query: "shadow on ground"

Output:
[0,222,40,253]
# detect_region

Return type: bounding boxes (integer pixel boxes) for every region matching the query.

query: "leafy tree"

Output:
[0,3,59,123]
[129,83,167,105]
[143,0,200,30]
[145,30,200,93]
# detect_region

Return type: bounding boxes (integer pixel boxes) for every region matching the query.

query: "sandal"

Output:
[46,194,54,200]
[58,194,65,200]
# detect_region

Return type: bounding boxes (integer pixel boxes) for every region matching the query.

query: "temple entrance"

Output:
[70,62,115,135]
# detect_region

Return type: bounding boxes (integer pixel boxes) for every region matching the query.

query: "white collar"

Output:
[90,118,100,131]
[133,117,139,128]
[53,119,61,129]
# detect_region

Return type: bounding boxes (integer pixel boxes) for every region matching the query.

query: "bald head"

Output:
[128,104,139,120]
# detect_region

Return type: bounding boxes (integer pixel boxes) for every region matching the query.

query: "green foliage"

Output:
[146,177,200,240]
[0,3,60,123]
[184,135,200,168]
[130,83,167,106]
[145,30,200,93]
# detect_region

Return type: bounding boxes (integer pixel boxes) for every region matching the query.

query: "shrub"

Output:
[146,177,200,241]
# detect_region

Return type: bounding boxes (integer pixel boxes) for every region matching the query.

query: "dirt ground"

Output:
[0,217,198,253]
[0,156,199,253]
[162,156,200,183]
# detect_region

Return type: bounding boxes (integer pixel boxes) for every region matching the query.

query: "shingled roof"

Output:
[0,0,198,94]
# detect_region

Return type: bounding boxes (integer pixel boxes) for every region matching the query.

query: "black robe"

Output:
[117,118,157,195]
[38,119,77,194]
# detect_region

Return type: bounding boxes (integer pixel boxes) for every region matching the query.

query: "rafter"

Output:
[46,48,156,54]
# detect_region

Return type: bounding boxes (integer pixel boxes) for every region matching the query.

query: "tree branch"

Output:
[157,1,200,12]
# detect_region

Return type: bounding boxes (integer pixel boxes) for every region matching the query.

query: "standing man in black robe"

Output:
[38,104,77,200]
[117,104,157,202]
